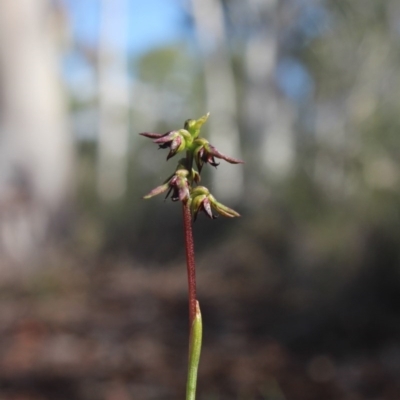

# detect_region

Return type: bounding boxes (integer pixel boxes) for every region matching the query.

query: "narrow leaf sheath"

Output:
[186,301,203,400]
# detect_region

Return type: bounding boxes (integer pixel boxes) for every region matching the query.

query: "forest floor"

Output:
[0,253,399,400]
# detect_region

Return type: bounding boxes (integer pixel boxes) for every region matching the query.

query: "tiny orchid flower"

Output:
[143,169,190,202]
[190,186,240,221]
[140,129,192,160]
[193,139,244,173]
[153,131,185,160]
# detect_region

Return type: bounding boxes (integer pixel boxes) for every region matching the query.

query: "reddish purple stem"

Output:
[182,201,197,326]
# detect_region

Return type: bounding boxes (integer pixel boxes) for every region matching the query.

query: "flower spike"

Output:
[141,114,242,216]
[140,113,243,400]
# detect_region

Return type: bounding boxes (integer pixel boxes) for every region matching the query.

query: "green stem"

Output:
[186,301,203,400]
[186,150,194,174]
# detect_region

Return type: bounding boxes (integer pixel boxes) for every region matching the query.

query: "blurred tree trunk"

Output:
[0,0,73,268]
[243,0,295,180]
[191,0,244,201]
[96,0,130,201]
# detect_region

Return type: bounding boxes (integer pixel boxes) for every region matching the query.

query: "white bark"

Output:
[191,0,244,201]
[0,0,73,265]
[244,0,295,179]
[96,0,130,201]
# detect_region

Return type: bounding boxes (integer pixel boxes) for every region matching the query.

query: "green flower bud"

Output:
[184,112,210,139]
[208,194,240,218]
[190,186,240,220]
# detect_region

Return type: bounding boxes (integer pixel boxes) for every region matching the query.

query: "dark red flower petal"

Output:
[139,132,163,139]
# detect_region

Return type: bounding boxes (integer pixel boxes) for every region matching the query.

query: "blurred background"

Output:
[1,0,400,399]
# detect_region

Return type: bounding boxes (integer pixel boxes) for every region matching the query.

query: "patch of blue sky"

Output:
[62,0,100,47]
[298,4,331,41]
[128,0,188,54]
[62,50,96,102]
[61,0,190,98]
[276,57,314,101]
[61,0,188,54]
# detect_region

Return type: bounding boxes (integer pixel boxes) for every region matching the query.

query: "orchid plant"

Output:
[140,113,243,400]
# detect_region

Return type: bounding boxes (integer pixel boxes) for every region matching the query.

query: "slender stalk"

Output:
[186,301,203,400]
[182,200,197,326]
[140,113,242,399]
